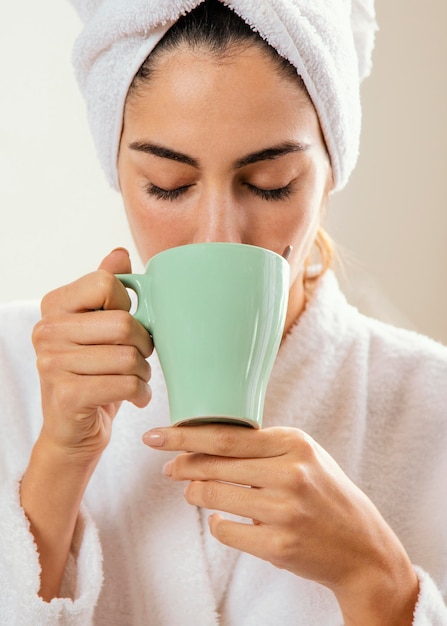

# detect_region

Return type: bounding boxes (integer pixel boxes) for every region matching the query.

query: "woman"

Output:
[0,1,446,624]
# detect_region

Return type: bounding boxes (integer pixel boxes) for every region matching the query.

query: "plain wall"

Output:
[328,0,447,344]
[0,1,446,343]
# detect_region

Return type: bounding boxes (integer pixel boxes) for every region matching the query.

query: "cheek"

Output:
[271,160,329,248]
[121,185,159,261]
[122,191,195,264]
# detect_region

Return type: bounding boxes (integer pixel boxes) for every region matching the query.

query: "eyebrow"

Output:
[128,140,310,170]
[234,142,310,168]
[129,142,200,168]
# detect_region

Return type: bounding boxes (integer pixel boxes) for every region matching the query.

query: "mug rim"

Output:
[145,242,286,269]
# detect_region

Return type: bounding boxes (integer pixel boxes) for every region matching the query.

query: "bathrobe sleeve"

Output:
[412,568,447,625]
[0,475,103,625]
[0,302,104,625]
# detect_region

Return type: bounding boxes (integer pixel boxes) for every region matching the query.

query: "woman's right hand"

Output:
[32,248,153,463]
[22,248,152,601]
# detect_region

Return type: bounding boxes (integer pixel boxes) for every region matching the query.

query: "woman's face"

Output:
[118,44,332,331]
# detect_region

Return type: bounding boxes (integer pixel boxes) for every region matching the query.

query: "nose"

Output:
[192,192,244,244]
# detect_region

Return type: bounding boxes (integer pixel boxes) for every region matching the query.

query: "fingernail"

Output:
[111,247,130,256]
[162,461,173,476]
[143,430,165,447]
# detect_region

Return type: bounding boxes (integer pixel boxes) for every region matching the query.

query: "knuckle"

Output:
[96,269,117,295]
[32,318,56,348]
[31,321,43,349]
[198,453,220,476]
[49,378,79,414]
[201,480,219,503]
[98,271,130,311]
[185,480,217,507]
[113,310,135,341]
[35,351,59,377]
[120,345,140,373]
[40,289,59,316]
[283,460,312,496]
[126,375,142,397]
[213,428,237,456]
[127,377,151,408]
[284,428,317,462]
[172,428,188,451]
[137,383,152,407]
[266,530,297,569]
[299,433,318,463]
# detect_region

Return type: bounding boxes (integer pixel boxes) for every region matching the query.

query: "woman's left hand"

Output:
[144,424,419,625]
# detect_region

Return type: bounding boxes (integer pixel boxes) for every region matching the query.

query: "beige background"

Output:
[0,1,446,344]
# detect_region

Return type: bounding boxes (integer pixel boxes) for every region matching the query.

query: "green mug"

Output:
[117,243,289,428]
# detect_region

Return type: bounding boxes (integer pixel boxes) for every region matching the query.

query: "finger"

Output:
[165,453,269,488]
[143,424,309,459]
[208,513,268,559]
[98,248,132,274]
[185,480,275,523]
[96,249,132,311]
[38,345,151,382]
[47,374,152,414]
[209,514,297,573]
[41,269,131,316]
[34,310,153,358]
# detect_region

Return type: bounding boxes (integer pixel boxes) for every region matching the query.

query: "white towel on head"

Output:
[69,0,377,192]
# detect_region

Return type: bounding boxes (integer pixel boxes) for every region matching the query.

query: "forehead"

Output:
[123,45,324,155]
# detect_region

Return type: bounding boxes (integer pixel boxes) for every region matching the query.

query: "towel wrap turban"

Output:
[69,0,378,192]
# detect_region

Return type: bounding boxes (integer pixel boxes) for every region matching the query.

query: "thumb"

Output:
[98,247,132,274]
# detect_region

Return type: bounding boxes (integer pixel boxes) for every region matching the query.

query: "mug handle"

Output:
[115,273,152,333]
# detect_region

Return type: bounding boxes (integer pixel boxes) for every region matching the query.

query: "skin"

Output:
[23,43,419,622]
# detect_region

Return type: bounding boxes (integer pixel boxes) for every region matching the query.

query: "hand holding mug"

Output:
[145,423,419,625]
[32,248,153,460]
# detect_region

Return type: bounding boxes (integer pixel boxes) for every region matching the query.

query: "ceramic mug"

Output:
[117,242,289,428]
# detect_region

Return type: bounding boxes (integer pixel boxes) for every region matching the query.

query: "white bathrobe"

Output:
[0,271,446,625]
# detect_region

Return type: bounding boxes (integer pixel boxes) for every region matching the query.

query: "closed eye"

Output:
[244,183,293,201]
[145,183,192,201]
[145,182,293,202]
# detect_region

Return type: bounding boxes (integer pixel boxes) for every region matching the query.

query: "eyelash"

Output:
[244,183,293,201]
[145,183,293,202]
[145,184,191,201]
